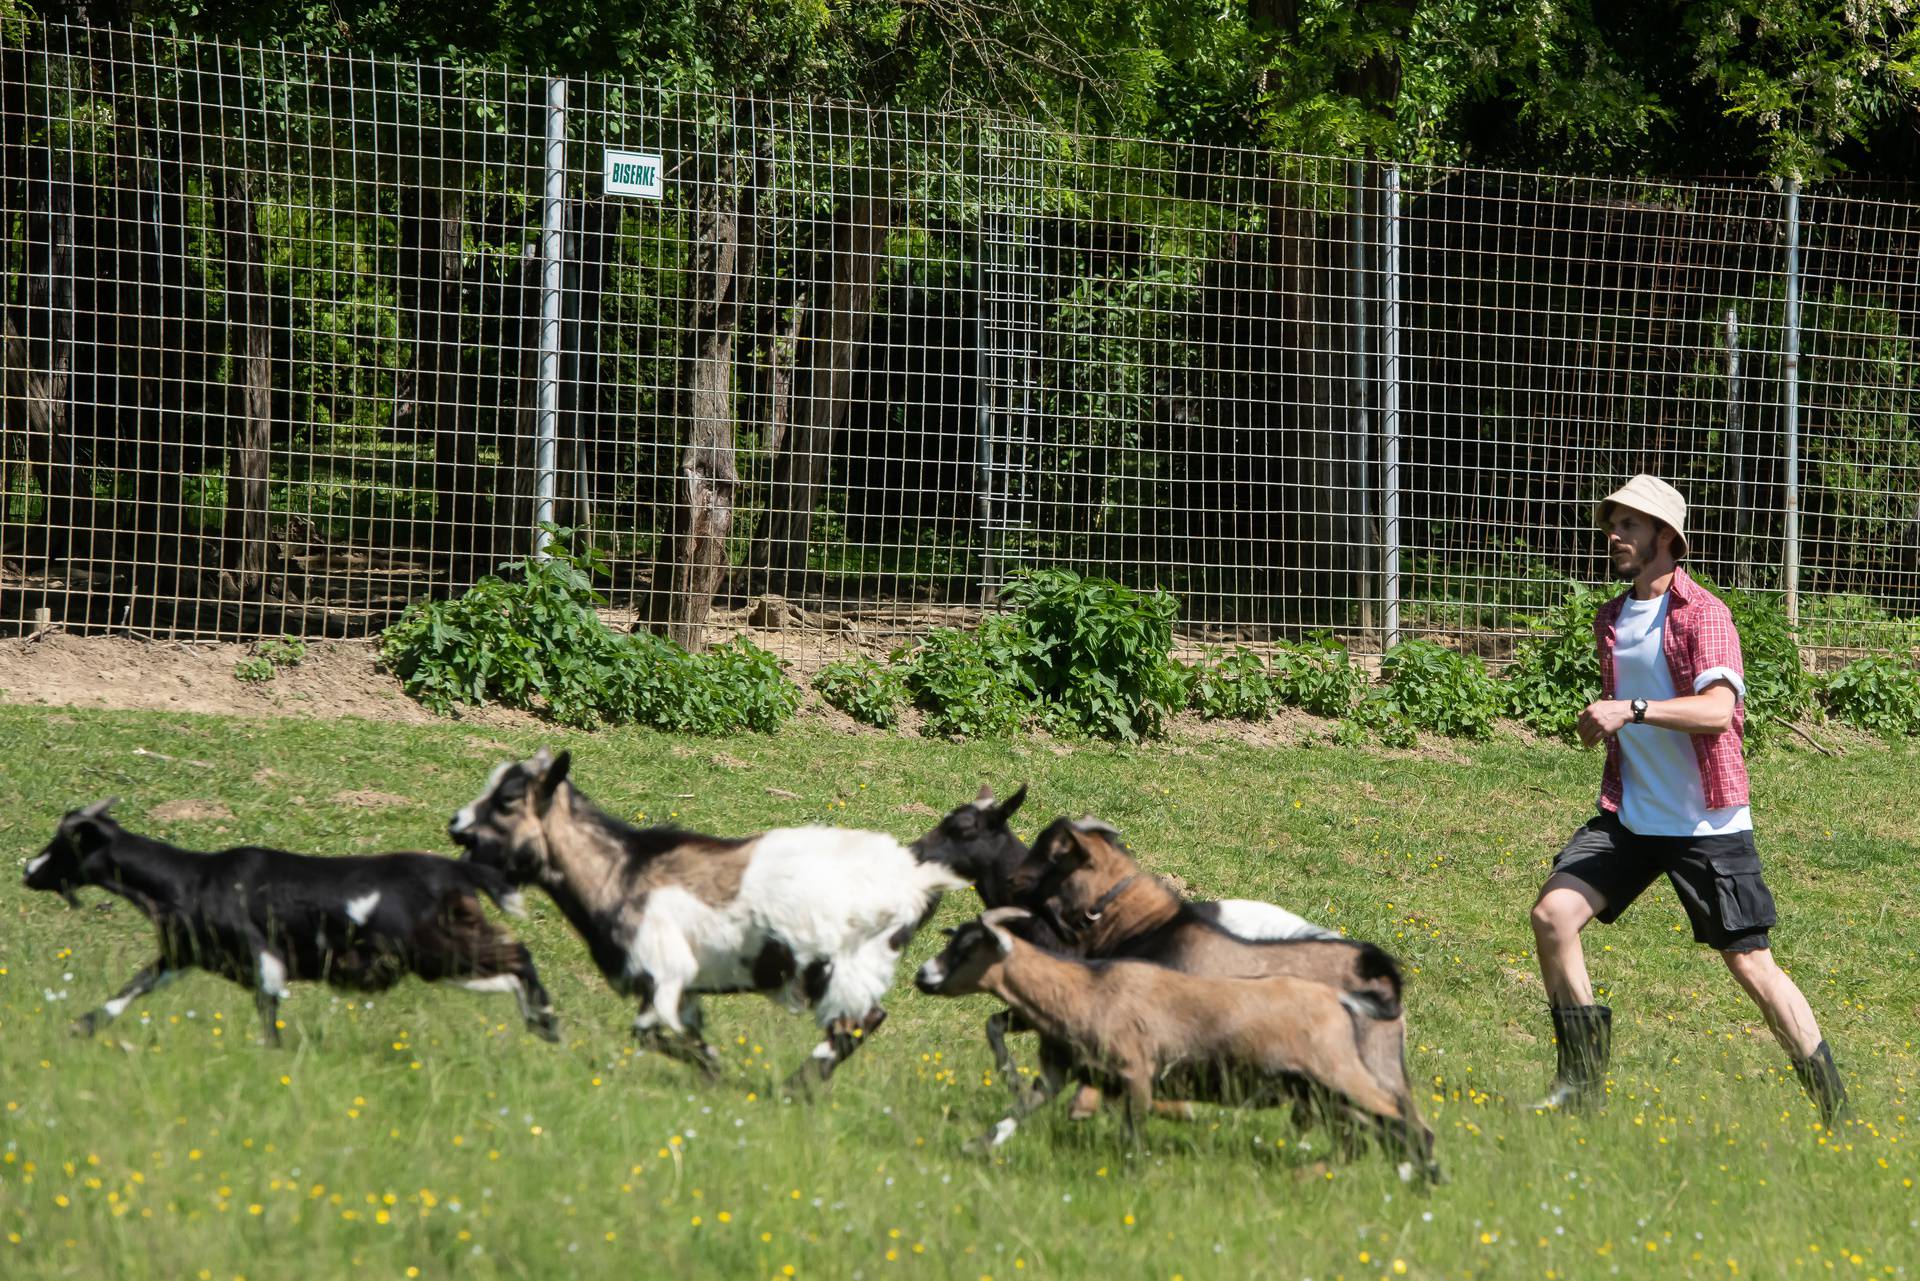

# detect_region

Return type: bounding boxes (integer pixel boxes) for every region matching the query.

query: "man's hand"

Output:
[1577,699,1634,747]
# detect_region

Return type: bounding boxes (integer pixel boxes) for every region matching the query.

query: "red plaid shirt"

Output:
[1594,566,1749,813]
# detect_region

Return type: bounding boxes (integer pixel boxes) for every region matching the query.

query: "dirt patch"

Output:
[0,632,1619,759]
[1165,706,1329,748]
[148,799,234,823]
[329,789,414,809]
[0,633,536,729]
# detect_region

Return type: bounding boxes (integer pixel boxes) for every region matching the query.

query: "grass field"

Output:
[0,703,1915,1280]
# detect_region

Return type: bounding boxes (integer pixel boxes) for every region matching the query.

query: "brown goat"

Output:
[1001,817,1431,1156]
[916,908,1437,1178]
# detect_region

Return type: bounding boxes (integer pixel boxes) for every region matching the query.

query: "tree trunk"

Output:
[399,185,485,581]
[754,190,894,591]
[220,174,273,596]
[646,160,750,650]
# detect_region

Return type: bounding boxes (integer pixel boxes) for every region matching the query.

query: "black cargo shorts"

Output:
[1548,809,1776,953]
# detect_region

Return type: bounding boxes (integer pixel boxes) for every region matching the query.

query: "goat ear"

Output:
[1071,815,1119,838]
[993,784,1028,822]
[977,910,1026,957]
[537,750,572,802]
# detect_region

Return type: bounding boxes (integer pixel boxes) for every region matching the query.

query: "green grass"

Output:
[0,704,1915,1281]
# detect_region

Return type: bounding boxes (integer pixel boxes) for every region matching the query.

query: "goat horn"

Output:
[1071,815,1119,837]
[79,797,118,820]
[973,784,996,805]
[978,906,1032,928]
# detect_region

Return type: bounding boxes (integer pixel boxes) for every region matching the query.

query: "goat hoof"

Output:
[530,1019,562,1044]
[70,1016,100,1038]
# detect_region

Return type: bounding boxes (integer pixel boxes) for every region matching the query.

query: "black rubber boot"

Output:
[1792,1040,1850,1126]
[1534,1003,1611,1112]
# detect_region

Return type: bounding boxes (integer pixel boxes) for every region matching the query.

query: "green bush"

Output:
[1377,639,1505,739]
[232,655,276,683]
[1337,693,1419,748]
[1186,648,1275,721]
[1504,585,1610,738]
[812,657,908,729]
[1822,655,1920,736]
[1270,635,1373,718]
[998,568,1186,741]
[233,636,307,684]
[379,528,799,734]
[895,622,1033,739]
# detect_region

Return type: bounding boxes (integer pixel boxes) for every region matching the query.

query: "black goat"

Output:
[22,799,559,1045]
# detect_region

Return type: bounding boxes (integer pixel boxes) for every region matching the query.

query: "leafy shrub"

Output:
[998,568,1186,741]
[232,655,276,683]
[1504,585,1610,738]
[1270,635,1373,718]
[1377,639,1504,739]
[812,657,908,729]
[1822,655,1920,736]
[895,622,1033,739]
[1186,648,1275,721]
[255,638,307,667]
[233,636,308,684]
[1337,693,1419,748]
[379,528,799,734]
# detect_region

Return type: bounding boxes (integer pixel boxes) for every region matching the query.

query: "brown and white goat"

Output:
[985,816,1431,1155]
[449,749,964,1091]
[915,908,1437,1177]
[22,799,558,1045]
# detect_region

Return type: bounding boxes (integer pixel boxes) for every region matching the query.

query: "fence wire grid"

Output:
[6,22,1920,664]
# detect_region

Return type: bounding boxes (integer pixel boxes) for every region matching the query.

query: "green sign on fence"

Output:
[604,150,664,198]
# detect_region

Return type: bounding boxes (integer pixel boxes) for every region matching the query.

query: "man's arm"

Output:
[1577,680,1737,746]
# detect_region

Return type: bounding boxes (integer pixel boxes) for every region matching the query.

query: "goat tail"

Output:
[1350,942,1405,1020]
[456,862,529,919]
[911,856,971,897]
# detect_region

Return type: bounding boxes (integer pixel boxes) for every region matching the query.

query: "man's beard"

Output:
[1611,542,1649,580]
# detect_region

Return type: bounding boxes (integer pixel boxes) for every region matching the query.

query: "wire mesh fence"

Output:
[5,21,1920,663]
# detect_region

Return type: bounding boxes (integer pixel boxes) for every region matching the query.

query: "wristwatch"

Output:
[1631,698,1648,724]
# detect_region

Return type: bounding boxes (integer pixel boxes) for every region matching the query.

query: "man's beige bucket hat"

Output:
[1596,474,1688,559]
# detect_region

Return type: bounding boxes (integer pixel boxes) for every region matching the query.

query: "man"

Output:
[1529,474,1848,1125]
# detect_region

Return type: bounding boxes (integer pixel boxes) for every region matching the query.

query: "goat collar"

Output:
[1071,872,1143,933]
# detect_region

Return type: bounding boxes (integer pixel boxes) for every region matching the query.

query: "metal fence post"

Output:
[1381,165,1403,650]
[534,75,568,559]
[1781,176,1801,623]
[1348,160,1373,636]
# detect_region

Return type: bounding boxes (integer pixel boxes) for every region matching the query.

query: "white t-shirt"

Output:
[1612,591,1752,837]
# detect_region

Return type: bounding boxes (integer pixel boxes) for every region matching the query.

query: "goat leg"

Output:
[963,1037,1072,1155]
[985,1009,1048,1109]
[516,963,561,1043]
[784,1007,886,1098]
[1118,1070,1156,1151]
[73,957,177,1037]
[251,944,290,1047]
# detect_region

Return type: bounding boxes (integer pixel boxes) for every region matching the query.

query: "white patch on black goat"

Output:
[257,952,289,999]
[1203,899,1339,942]
[458,975,524,995]
[24,853,50,877]
[344,891,382,925]
[498,889,527,919]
